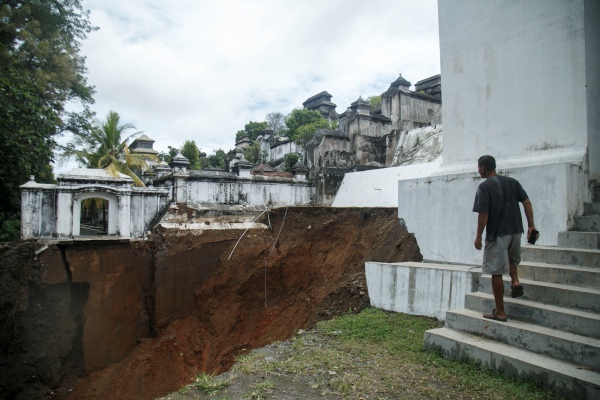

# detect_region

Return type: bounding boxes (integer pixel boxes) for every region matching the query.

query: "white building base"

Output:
[366,261,480,321]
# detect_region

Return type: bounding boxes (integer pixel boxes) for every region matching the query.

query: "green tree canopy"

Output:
[367,95,382,108]
[61,111,149,186]
[243,140,267,165]
[0,0,95,234]
[207,149,228,169]
[266,112,287,136]
[235,121,267,142]
[285,108,337,146]
[181,140,200,169]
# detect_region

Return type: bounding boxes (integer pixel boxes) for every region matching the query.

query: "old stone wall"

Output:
[185,175,314,207]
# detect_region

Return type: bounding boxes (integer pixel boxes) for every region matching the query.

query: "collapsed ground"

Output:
[0,207,422,400]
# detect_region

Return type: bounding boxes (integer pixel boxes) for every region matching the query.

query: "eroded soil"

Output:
[0,207,422,399]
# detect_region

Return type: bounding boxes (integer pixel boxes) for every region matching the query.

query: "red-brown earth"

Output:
[0,207,422,399]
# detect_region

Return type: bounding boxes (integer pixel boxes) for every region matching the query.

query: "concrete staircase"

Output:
[424,185,600,399]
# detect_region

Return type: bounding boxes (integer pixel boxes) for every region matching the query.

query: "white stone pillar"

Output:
[56,190,73,238]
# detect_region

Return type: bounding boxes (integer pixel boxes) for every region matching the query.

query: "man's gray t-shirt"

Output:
[472,175,529,241]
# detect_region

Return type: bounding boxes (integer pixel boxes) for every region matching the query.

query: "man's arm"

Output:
[474,212,488,250]
[521,199,536,239]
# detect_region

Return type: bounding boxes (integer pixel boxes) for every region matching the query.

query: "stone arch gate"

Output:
[21,169,170,239]
[71,189,119,236]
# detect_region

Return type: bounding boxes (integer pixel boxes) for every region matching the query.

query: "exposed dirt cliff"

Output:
[0,207,422,399]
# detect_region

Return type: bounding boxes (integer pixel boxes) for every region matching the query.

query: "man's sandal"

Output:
[483,309,507,322]
[511,284,524,298]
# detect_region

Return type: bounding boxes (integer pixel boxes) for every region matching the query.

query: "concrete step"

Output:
[445,308,600,369]
[479,275,600,313]
[574,216,600,232]
[521,245,600,267]
[424,327,600,400]
[584,202,600,216]
[465,291,600,339]
[558,231,600,250]
[517,261,600,288]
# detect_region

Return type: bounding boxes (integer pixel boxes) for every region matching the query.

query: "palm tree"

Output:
[62,110,151,186]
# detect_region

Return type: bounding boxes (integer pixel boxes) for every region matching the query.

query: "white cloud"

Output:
[72,0,440,158]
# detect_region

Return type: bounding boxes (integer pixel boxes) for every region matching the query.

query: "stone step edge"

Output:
[466,291,600,323]
[479,275,600,294]
[524,244,600,255]
[519,261,600,274]
[424,327,600,389]
[448,308,600,348]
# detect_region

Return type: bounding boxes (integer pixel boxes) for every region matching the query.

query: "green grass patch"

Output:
[190,373,229,395]
[234,308,559,400]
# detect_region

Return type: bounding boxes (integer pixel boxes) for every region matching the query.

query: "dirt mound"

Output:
[1,207,421,399]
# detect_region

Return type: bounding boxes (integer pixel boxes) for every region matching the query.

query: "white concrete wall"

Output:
[366,262,480,321]
[270,141,299,161]
[21,184,57,239]
[585,0,600,181]
[399,160,587,265]
[439,0,593,168]
[187,178,314,207]
[333,161,441,207]
[21,182,169,239]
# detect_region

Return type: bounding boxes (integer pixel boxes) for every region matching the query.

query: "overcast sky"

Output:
[63,0,440,164]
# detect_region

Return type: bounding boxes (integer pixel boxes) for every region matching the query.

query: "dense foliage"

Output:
[285,108,337,147]
[61,111,148,186]
[235,121,267,142]
[0,0,95,238]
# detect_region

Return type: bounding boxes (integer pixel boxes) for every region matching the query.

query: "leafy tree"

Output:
[181,140,201,169]
[207,149,228,169]
[235,121,267,142]
[243,140,267,164]
[285,109,323,139]
[285,108,338,147]
[266,112,287,136]
[367,95,382,108]
[294,119,335,147]
[61,111,149,186]
[157,146,178,163]
[284,153,299,172]
[0,0,95,237]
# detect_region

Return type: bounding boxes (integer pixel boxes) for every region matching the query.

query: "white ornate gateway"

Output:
[20,169,169,239]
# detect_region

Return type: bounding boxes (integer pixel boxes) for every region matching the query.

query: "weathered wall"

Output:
[21,179,170,239]
[439,0,596,169]
[333,161,441,208]
[185,176,314,206]
[354,135,387,167]
[392,125,443,166]
[366,262,480,321]
[270,140,299,162]
[398,94,442,132]
[585,0,600,181]
[398,161,587,264]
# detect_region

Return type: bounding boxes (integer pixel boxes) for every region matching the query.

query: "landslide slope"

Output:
[10,207,422,400]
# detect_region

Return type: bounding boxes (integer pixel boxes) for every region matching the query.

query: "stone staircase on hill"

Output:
[423,184,600,400]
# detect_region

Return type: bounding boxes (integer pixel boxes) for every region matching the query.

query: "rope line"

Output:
[227,207,269,260]
[264,207,288,308]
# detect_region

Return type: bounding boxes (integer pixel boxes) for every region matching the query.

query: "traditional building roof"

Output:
[130,134,159,155]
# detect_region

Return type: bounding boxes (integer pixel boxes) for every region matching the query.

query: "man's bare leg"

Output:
[509,262,519,286]
[491,274,507,319]
[509,262,524,298]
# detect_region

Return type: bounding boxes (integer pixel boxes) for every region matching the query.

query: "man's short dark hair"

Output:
[478,155,496,171]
